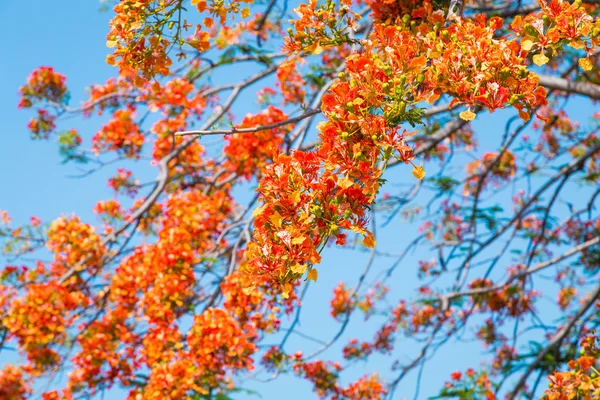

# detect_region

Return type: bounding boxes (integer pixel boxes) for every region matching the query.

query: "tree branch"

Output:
[174,108,321,136]
[538,74,600,100]
[507,281,600,399]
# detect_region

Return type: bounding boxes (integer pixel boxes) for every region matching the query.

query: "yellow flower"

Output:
[412,165,426,180]
[533,53,549,66]
[579,57,593,71]
[459,109,476,121]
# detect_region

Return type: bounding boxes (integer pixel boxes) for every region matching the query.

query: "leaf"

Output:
[569,40,585,50]
[459,109,476,121]
[520,39,534,51]
[290,263,307,275]
[307,268,318,282]
[291,235,306,245]
[338,176,354,189]
[269,211,283,228]
[532,53,549,66]
[252,204,267,218]
[434,176,459,192]
[412,165,426,180]
[579,57,593,71]
[290,190,301,204]
[312,44,324,55]
[281,284,293,299]
[242,285,256,296]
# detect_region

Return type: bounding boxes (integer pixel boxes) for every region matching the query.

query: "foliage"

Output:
[2,0,600,399]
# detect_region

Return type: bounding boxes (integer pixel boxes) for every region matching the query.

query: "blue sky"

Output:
[0,1,117,220]
[1,1,597,399]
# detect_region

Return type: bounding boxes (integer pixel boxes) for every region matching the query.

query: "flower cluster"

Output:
[224,106,290,179]
[464,151,518,196]
[439,368,496,400]
[108,168,139,197]
[94,200,123,221]
[3,281,88,372]
[18,66,68,108]
[151,114,205,171]
[511,0,598,68]
[0,365,31,400]
[544,335,600,399]
[46,216,105,276]
[186,307,258,382]
[26,109,57,139]
[340,374,387,400]
[468,277,538,317]
[365,0,425,22]
[146,78,207,116]
[106,0,253,82]
[105,0,173,83]
[330,282,354,320]
[246,1,553,292]
[83,77,130,117]
[69,307,138,393]
[283,0,359,54]
[92,109,145,158]
[276,58,306,104]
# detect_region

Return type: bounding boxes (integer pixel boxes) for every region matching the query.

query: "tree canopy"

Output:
[2,0,600,399]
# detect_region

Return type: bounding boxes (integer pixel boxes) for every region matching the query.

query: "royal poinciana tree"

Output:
[1,0,600,398]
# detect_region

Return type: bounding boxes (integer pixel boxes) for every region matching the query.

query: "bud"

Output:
[398,101,406,114]
[542,15,550,27]
[517,68,529,78]
[500,67,512,79]
[311,205,322,217]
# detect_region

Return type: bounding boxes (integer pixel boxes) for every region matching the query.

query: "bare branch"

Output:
[538,74,600,100]
[174,108,321,136]
[438,236,600,311]
[507,282,600,399]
